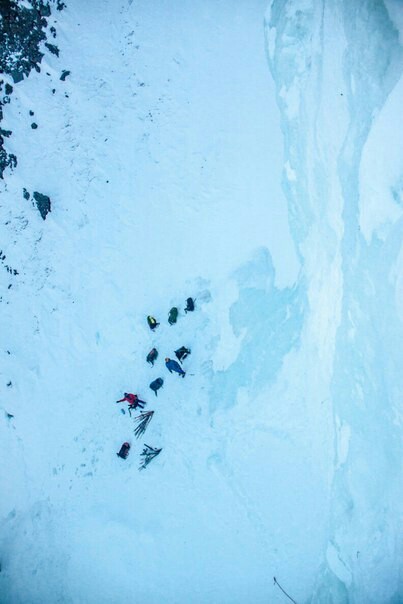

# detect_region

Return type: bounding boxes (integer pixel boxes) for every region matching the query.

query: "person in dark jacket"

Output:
[175,346,191,363]
[116,393,146,409]
[147,315,159,330]
[184,297,195,313]
[168,307,178,325]
[146,347,158,366]
[149,377,164,396]
[165,357,186,377]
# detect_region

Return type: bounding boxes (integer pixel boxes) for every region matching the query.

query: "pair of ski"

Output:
[132,410,154,438]
[139,444,162,471]
[131,411,162,470]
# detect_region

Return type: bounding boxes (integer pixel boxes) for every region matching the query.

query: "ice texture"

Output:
[267,0,403,601]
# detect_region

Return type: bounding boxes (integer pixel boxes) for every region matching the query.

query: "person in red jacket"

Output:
[116,393,146,409]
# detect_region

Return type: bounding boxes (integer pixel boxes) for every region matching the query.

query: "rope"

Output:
[273,577,297,604]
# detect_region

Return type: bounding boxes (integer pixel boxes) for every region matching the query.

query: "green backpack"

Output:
[168,307,178,325]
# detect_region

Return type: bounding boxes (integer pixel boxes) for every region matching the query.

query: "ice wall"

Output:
[265,0,403,601]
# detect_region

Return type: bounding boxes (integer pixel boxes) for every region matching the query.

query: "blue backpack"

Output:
[149,377,164,396]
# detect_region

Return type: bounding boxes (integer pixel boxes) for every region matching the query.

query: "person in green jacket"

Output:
[147,315,159,330]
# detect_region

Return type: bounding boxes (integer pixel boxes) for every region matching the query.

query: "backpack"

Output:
[149,377,164,395]
[168,307,178,325]
[185,297,194,312]
[147,348,158,364]
[117,442,130,459]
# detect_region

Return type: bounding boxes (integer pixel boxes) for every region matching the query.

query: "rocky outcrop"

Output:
[0,0,64,178]
[33,191,51,220]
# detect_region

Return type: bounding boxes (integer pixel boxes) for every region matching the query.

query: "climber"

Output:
[146,347,158,366]
[184,297,195,313]
[168,307,178,325]
[117,442,131,459]
[147,315,159,330]
[116,393,146,410]
[165,357,186,377]
[175,346,191,363]
[149,377,164,396]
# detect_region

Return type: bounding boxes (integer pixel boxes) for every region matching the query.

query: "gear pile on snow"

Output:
[139,444,162,470]
[115,296,195,469]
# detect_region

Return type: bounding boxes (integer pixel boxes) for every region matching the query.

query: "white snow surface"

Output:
[0,1,402,603]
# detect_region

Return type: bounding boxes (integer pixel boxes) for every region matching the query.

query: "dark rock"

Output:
[39,4,51,17]
[29,110,34,116]
[1,0,48,82]
[33,191,51,220]
[60,69,70,81]
[0,149,17,177]
[23,188,30,200]
[0,129,12,138]
[11,71,24,84]
[45,42,59,57]
[0,0,57,178]
[31,122,38,129]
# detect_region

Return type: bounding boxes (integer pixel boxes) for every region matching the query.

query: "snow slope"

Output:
[0,0,402,603]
